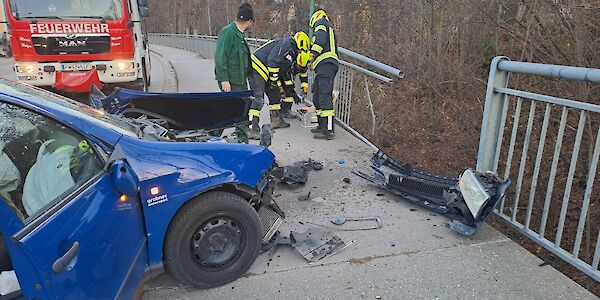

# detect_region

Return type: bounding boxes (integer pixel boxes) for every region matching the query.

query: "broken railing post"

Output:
[364,74,376,136]
[477,56,510,173]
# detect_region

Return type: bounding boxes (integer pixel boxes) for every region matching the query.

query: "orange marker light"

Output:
[119,195,128,202]
[150,187,160,196]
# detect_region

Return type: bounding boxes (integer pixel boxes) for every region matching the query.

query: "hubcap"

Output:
[191,217,244,269]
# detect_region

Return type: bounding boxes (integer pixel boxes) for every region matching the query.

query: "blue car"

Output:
[0,79,284,299]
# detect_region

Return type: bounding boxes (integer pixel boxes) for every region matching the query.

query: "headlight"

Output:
[116,62,135,70]
[16,65,35,73]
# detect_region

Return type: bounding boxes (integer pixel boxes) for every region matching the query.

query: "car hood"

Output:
[114,136,275,187]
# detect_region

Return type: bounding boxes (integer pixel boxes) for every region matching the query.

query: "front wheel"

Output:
[164,192,262,289]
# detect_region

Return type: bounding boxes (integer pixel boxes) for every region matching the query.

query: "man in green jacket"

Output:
[214,3,254,92]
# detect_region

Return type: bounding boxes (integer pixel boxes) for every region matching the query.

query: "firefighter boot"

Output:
[271,111,291,129]
[281,102,298,119]
[248,117,261,140]
[311,117,324,133]
[313,117,335,140]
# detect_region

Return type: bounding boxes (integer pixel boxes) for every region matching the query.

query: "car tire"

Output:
[164,191,262,289]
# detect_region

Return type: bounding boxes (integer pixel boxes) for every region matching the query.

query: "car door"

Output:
[0,100,147,300]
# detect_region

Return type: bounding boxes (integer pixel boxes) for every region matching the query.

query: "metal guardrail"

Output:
[148,33,402,141]
[477,56,600,282]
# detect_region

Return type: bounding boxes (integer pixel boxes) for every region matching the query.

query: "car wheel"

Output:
[164,191,261,289]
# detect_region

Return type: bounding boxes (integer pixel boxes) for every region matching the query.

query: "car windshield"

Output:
[0,80,138,138]
[9,0,123,20]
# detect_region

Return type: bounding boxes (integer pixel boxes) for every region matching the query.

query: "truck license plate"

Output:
[61,63,92,72]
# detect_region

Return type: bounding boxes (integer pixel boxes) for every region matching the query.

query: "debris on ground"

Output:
[298,191,312,201]
[338,159,346,165]
[330,217,383,231]
[343,177,351,184]
[260,124,273,147]
[354,150,511,236]
[275,159,324,185]
[262,229,351,263]
[290,229,351,262]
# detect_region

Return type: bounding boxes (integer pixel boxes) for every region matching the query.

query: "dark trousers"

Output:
[248,71,282,117]
[313,63,338,114]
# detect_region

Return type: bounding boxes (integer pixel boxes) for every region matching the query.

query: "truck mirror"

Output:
[139,6,150,18]
[111,160,139,197]
[137,0,149,6]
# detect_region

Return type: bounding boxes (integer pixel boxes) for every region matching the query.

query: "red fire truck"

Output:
[4,0,151,93]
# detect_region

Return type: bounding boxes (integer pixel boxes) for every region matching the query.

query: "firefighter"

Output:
[247,31,311,140]
[280,53,310,119]
[309,10,339,140]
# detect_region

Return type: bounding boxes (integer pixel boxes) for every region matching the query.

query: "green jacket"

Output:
[214,23,252,86]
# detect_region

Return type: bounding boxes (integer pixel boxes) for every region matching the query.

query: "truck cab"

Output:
[0,79,282,299]
[4,0,151,92]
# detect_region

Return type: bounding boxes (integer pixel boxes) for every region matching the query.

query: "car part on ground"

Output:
[306,216,383,232]
[89,86,254,143]
[331,217,383,230]
[290,229,351,262]
[355,151,511,236]
[273,159,324,185]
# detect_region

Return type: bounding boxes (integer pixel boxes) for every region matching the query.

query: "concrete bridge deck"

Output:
[0,45,595,299]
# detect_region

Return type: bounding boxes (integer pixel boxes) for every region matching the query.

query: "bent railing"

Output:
[478,56,600,282]
[148,33,403,146]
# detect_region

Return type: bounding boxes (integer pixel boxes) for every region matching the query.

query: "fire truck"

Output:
[4,0,151,93]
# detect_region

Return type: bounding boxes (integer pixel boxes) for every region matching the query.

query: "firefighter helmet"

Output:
[309,10,329,28]
[294,31,310,52]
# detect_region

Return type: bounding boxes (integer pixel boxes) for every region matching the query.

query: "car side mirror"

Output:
[111,160,139,197]
[139,6,150,18]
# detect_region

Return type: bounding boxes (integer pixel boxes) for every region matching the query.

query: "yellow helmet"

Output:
[296,50,311,68]
[309,10,328,28]
[294,31,310,52]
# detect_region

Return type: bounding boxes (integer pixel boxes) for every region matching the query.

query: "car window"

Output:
[0,102,104,222]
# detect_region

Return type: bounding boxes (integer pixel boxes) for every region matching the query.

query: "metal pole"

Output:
[309,0,315,38]
[207,0,213,35]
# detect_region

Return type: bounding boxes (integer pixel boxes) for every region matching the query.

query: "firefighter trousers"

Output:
[248,71,282,119]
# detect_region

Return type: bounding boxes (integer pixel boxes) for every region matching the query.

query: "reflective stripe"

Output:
[248,109,261,117]
[283,97,294,103]
[251,55,269,81]
[321,110,335,117]
[269,104,282,111]
[300,72,309,78]
[284,80,294,86]
[327,116,333,130]
[252,63,268,81]
[312,27,339,68]
[315,109,322,116]
[311,44,324,54]
[315,25,327,32]
[268,67,280,73]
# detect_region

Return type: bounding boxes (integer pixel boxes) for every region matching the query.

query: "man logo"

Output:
[58,40,86,48]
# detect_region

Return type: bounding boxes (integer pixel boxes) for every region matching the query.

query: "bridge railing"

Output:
[148,33,403,147]
[478,56,600,282]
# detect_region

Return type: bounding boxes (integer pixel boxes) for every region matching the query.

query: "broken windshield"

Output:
[9,0,123,21]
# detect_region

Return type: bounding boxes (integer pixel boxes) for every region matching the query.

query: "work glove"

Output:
[301,82,309,96]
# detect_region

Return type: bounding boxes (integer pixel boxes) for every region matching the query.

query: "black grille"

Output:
[388,174,448,198]
[32,35,110,55]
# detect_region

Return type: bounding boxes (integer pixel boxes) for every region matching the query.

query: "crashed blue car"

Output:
[0,79,284,299]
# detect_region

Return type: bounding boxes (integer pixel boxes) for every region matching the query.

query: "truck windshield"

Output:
[9,0,123,21]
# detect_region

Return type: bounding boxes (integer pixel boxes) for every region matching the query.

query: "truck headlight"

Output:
[116,62,135,70]
[16,65,35,73]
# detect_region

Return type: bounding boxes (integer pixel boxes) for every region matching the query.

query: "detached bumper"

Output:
[355,151,511,236]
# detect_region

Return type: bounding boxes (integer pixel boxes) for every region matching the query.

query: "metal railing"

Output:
[477,56,600,281]
[148,33,403,144]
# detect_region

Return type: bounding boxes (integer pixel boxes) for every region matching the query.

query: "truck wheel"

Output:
[164,192,262,289]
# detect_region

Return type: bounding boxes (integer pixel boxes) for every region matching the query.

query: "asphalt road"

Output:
[0,48,595,300]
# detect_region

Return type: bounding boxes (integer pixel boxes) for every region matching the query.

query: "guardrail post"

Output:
[477,56,510,173]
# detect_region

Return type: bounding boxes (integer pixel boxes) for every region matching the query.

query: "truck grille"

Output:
[32,35,110,55]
